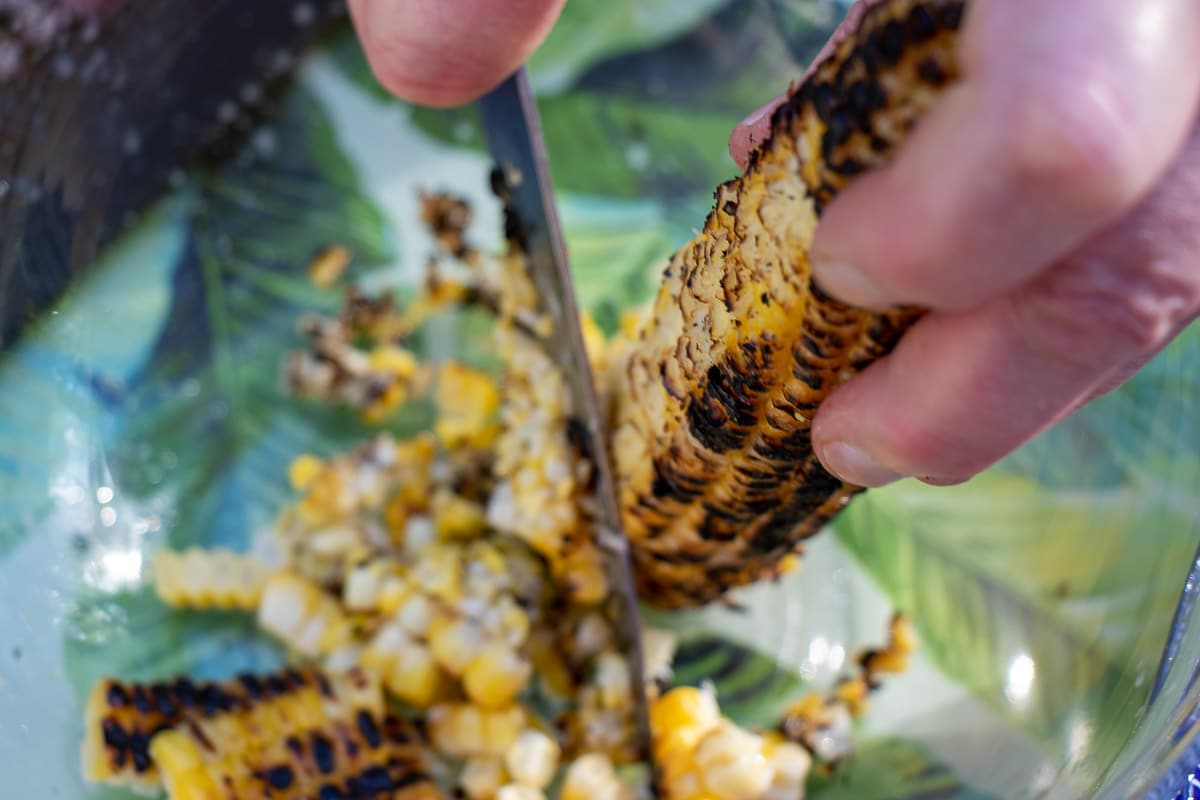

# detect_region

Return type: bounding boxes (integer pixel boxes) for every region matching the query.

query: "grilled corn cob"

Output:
[611,0,967,607]
[153,548,276,611]
[82,667,381,792]
[149,672,442,799]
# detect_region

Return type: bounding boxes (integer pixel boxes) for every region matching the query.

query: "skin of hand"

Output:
[355,0,1200,489]
[730,0,1200,488]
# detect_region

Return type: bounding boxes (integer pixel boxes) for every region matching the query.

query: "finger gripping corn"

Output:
[612,0,967,607]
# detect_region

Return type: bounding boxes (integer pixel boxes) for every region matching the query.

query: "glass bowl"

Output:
[2,1,1199,797]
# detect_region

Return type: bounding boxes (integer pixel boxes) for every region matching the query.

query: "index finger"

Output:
[348,0,565,108]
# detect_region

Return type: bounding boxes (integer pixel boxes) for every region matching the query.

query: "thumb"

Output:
[348,0,565,108]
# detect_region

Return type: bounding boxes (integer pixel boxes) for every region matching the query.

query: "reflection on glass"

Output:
[1006,652,1036,707]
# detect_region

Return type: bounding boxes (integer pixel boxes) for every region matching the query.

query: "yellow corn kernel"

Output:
[834,676,869,715]
[694,721,771,800]
[463,643,532,709]
[435,362,501,450]
[863,647,909,676]
[762,734,812,800]
[890,613,919,654]
[308,243,352,287]
[561,753,628,800]
[414,543,464,603]
[430,704,525,759]
[650,686,721,738]
[257,572,352,657]
[430,616,486,676]
[560,545,609,606]
[342,560,394,611]
[377,575,414,617]
[527,629,574,698]
[434,489,489,539]
[595,652,632,711]
[368,344,419,377]
[496,785,545,800]
[782,693,824,723]
[288,453,325,492]
[461,757,508,800]
[504,729,560,789]
[482,593,530,649]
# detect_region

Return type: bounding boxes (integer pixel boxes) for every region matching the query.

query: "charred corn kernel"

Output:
[434,489,489,539]
[435,362,501,450]
[862,647,909,675]
[762,734,812,800]
[308,243,352,287]
[611,0,967,608]
[561,753,628,800]
[560,544,609,606]
[429,704,525,759]
[527,629,574,698]
[462,757,508,800]
[497,784,545,800]
[504,729,560,789]
[288,453,325,491]
[691,721,771,800]
[153,548,273,611]
[890,612,918,654]
[595,652,632,711]
[430,616,485,676]
[257,572,352,656]
[463,643,533,709]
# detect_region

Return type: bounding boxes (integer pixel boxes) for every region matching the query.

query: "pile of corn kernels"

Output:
[150,193,914,800]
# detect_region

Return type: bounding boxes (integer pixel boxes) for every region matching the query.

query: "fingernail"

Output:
[810,255,892,310]
[820,442,902,488]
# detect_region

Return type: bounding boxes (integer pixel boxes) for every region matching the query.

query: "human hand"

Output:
[347,0,565,107]
[732,0,1200,488]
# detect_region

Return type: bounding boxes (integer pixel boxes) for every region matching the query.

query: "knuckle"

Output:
[1015,256,1182,371]
[1003,75,1145,217]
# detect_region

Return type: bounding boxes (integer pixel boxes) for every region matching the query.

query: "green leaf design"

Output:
[527,0,729,95]
[105,86,431,552]
[834,469,1199,784]
[671,635,807,727]
[405,1,820,200]
[807,737,993,800]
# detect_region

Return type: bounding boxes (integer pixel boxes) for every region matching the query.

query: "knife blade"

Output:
[477,68,653,765]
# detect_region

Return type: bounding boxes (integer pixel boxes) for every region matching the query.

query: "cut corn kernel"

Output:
[462,757,508,800]
[463,643,532,709]
[429,704,525,759]
[257,572,353,657]
[504,729,560,789]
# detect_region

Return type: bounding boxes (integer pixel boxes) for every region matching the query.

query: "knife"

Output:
[477,68,653,765]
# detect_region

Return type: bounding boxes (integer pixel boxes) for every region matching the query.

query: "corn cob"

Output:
[153,548,276,611]
[82,666,381,793]
[149,673,442,799]
[611,0,967,607]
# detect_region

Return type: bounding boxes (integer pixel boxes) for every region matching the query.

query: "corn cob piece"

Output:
[612,0,968,607]
[153,548,276,611]
[149,672,442,799]
[82,666,381,792]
